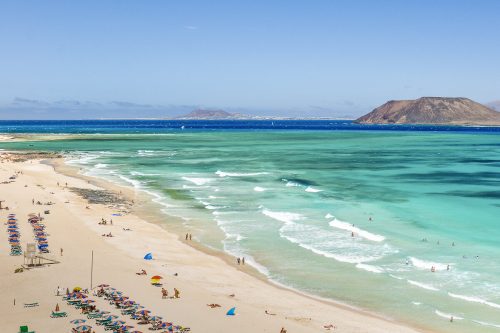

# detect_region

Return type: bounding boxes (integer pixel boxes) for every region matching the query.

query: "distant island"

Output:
[356,97,500,125]
[175,109,248,120]
[174,109,349,120]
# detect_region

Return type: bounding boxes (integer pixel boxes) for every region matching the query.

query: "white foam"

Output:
[130,171,161,176]
[254,186,267,192]
[325,213,333,219]
[407,280,439,291]
[305,186,322,193]
[448,293,500,309]
[286,181,301,187]
[329,218,385,242]
[94,163,108,168]
[411,301,421,306]
[356,263,384,273]
[215,170,269,177]
[389,274,404,280]
[409,257,449,271]
[435,310,463,320]
[182,176,212,186]
[473,320,500,328]
[262,209,304,224]
[117,174,142,189]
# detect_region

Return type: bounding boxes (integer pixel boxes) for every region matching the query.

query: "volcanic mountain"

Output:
[356,97,500,125]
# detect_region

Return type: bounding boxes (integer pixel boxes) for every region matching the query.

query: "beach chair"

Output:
[50,311,67,318]
[23,302,39,308]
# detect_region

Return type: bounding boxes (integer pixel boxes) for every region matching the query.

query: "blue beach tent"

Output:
[144,253,153,260]
[226,307,236,316]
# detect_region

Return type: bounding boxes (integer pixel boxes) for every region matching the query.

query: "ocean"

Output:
[1,120,500,333]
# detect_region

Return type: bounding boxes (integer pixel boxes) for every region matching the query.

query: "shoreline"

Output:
[0,150,431,333]
[49,156,431,332]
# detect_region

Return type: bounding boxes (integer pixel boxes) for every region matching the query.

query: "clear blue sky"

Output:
[0,0,499,117]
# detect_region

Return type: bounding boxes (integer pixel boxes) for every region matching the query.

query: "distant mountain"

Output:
[487,100,500,111]
[175,109,247,120]
[356,97,500,125]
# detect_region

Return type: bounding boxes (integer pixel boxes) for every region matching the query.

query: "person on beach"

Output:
[447,265,450,271]
[161,288,168,299]
[237,257,241,265]
[431,266,435,272]
[242,257,245,265]
[280,328,287,333]
[185,233,188,240]
[110,219,113,225]
[189,233,192,240]
[174,288,180,298]
[60,248,63,256]
[32,198,34,205]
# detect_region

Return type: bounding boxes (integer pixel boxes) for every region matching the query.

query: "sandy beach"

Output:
[0,152,426,333]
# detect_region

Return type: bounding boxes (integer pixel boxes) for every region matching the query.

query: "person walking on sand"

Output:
[242,257,245,265]
[174,288,180,298]
[185,233,188,241]
[32,198,34,205]
[237,257,241,265]
[189,233,192,240]
[60,248,63,256]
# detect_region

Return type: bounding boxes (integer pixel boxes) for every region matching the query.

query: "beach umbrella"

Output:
[114,296,129,302]
[143,253,153,260]
[157,322,169,329]
[103,315,119,321]
[122,300,136,306]
[135,310,150,316]
[73,287,82,292]
[119,325,134,330]
[74,325,93,332]
[149,316,162,321]
[111,320,126,325]
[151,275,162,280]
[70,319,87,325]
[81,299,95,304]
[226,307,236,316]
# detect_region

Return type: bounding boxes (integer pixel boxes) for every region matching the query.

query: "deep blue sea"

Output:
[1,120,500,333]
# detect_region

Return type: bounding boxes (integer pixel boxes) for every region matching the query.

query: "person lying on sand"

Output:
[207,303,221,308]
[324,324,336,330]
[136,269,147,275]
[265,310,276,315]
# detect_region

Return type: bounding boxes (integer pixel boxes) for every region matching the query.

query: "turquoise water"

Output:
[2,129,500,332]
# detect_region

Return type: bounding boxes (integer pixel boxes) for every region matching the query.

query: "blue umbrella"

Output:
[71,319,87,324]
[74,325,92,332]
[144,253,153,260]
[226,307,236,316]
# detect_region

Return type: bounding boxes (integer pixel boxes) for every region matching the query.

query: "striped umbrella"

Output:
[74,325,93,332]
[70,319,87,324]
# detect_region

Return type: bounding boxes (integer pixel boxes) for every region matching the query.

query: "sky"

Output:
[0,0,499,119]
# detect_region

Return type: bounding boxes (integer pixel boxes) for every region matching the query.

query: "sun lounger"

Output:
[50,311,67,318]
[23,302,39,308]
[87,312,102,319]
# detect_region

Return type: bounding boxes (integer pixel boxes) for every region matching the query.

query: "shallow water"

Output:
[2,121,500,332]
